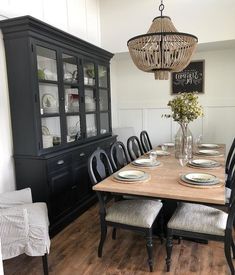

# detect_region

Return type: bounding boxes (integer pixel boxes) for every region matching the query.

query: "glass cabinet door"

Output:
[62,53,81,143]
[62,54,78,84]
[36,45,62,149]
[98,65,108,88]
[83,62,95,86]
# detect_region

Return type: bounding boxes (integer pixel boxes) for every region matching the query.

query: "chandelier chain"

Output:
[159,0,164,17]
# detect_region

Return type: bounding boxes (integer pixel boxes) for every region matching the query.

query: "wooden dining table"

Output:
[93,145,226,206]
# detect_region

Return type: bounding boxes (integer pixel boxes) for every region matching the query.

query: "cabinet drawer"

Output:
[47,155,71,172]
[72,147,92,164]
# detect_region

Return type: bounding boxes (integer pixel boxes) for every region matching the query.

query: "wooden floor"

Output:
[3,203,231,275]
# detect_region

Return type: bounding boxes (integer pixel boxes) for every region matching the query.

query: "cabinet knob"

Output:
[79,152,85,157]
[57,160,64,165]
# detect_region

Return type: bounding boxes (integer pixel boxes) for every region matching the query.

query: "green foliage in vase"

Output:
[164,92,203,123]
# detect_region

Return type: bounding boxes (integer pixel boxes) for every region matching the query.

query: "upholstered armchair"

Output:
[0,188,50,274]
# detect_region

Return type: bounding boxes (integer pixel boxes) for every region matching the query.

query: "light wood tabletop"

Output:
[93,146,226,205]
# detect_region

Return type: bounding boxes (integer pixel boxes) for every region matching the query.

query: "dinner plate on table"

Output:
[199,143,220,149]
[181,173,220,186]
[150,150,170,156]
[132,158,160,167]
[114,170,149,182]
[162,142,174,147]
[195,149,223,157]
[188,159,221,168]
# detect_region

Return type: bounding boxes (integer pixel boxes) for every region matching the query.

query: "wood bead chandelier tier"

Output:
[127,0,198,80]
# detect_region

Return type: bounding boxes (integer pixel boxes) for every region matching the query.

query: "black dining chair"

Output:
[110,141,130,171]
[127,136,144,161]
[166,160,235,274]
[88,148,163,272]
[226,138,235,174]
[140,130,153,153]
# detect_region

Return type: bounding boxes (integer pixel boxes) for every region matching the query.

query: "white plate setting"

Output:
[181,172,220,186]
[148,150,170,156]
[114,170,149,182]
[199,143,220,149]
[195,149,223,157]
[188,159,221,168]
[132,158,161,167]
[163,142,174,147]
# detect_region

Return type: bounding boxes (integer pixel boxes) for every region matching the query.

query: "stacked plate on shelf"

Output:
[113,170,149,182]
[188,159,221,169]
[132,158,160,167]
[180,173,220,186]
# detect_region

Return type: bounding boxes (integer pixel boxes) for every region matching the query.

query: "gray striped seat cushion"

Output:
[105,199,162,228]
[168,203,228,236]
[0,202,50,260]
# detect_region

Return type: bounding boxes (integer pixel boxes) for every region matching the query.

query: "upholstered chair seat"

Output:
[168,203,228,236]
[106,199,162,228]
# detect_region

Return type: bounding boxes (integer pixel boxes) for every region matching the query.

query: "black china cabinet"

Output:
[0,16,116,235]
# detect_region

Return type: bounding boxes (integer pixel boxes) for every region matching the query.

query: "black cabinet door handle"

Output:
[57,160,64,165]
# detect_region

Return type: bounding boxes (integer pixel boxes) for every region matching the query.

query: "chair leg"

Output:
[98,217,107,258]
[231,238,235,259]
[159,210,165,244]
[112,228,117,240]
[42,254,49,275]
[224,237,235,274]
[166,230,173,272]
[178,236,182,244]
[146,229,153,272]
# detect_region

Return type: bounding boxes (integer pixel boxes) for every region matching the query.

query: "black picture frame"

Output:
[171,60,205,94]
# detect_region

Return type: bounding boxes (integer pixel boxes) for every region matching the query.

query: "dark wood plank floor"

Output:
[3,203,231,275]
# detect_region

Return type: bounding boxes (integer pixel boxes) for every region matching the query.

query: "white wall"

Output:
[0,0,101,45]
[100,0,235,53]
[0,0,102,192]
[111,47,235,153]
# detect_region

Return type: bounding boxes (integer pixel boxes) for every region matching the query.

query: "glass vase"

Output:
[175,123,193,159]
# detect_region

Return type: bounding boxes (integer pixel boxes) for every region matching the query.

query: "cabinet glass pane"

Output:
[36,46,58,81]
[41,117,61,148]
[85,89,96,112]
[65,87,79,113]
[100,113,109,134]
[66,115,81,142]
[98,65,107,88]
[86,114,97,137]
[62,54,78,83]
[39,83,59,114]
[99,89,108,111]
[84,62,95,86]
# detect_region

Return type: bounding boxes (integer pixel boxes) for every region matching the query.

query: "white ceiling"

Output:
[99,0,235,53]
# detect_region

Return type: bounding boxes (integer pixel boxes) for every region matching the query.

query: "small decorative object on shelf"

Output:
[163,92,203,159]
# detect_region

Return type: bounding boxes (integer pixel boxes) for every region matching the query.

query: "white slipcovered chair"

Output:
[0,188,50,274]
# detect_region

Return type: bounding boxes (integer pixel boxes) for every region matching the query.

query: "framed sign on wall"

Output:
[171,60,204,94]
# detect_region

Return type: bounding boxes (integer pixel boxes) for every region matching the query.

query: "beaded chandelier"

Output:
[127,0,198,80]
